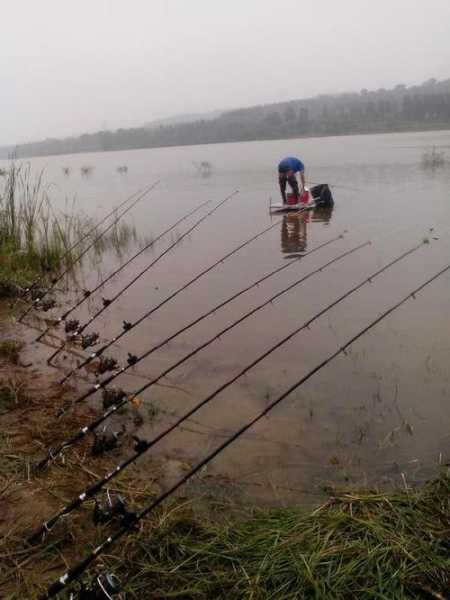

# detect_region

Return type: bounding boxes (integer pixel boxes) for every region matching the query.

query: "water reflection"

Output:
[281,214,307,254]
[311,205,333,225]
[281,206,334,255]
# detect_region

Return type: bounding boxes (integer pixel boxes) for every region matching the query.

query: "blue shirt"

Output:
[278,157,304,173]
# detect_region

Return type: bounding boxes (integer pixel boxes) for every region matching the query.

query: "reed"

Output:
[421,146,446,169]
[0,164,83,291]
[80,165,94,176]
[0,163,139,295]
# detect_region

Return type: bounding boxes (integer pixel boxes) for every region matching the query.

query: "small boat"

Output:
[269,200,315,214]
[270,184,334,214]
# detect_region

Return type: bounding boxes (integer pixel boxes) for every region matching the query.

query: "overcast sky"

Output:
[1,0,449,145]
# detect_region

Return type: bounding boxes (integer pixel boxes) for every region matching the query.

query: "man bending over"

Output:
[278,156,306,204]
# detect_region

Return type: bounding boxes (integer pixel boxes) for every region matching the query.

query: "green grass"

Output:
[0,384,15,412]
[0,162,141,295]
[0,163,81,291]
[111,473,450,599]
[0,339,24,364]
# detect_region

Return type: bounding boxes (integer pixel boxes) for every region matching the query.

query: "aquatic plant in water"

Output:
[0,163,140,292]
[193,160,213,177]
[80,165,94,176]
[421,146,446,169]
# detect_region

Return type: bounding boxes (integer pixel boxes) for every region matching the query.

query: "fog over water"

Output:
[1,0,450,144]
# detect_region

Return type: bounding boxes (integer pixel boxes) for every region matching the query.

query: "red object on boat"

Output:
[287,193,297,205]
[300,191,309,204]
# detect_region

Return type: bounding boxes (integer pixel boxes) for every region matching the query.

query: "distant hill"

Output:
[2,78,450,159]
[144,110,223,129]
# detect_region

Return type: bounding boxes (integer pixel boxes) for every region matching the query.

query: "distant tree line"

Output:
[2,78,450,159]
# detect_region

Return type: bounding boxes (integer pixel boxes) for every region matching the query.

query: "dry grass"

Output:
[0,340,158,599]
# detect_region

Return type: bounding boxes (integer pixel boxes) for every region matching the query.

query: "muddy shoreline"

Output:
[0,299,255,597]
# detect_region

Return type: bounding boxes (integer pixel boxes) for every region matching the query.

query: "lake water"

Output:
[4,130,450,505]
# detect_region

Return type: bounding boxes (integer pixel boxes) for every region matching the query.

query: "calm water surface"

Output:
[5,130,450,505]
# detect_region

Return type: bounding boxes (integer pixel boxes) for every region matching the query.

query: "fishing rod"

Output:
[55,237,355,415]
[28,239,427,540]
[38,262,450,600]
[45,190,239,363]
[22,187,146,295]
[18,182,159,323]
[54,234,345,412]
[38,239,366,465]
[55,219,338,385]
[36,195,218,343]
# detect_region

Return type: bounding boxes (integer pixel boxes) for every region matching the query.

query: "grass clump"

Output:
[80,165,94,176]
[0,339,24,364]
[0,163,84,292]
[116,473,450,599]
[0,162,136,295]
[421,146,446,169]
[0,384,15,411]
[0,162,146,296]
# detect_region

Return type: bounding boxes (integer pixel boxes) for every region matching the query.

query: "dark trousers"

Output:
[278,170,300,203]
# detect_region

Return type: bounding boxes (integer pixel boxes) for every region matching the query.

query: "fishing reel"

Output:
[127,353,138,366]
[132,435,148,453]
[102,388,127,410]
[71,573,124,599]
[91,426,125,456]
[97,356,118,374]
[37,298,57,312]
[81,332,100,349]
[122,320,132,331]
[65,319,80,334]
[93,491,138,531]
[30,288,47,302]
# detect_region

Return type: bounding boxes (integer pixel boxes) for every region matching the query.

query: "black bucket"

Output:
[310,184,334,208]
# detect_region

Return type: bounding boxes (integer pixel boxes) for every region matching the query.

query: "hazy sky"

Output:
[1,0,449,144]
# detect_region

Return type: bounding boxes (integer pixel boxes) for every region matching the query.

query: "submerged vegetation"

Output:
[193,160,213,177]
[422,146,447,169]
[80,164,94,176]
